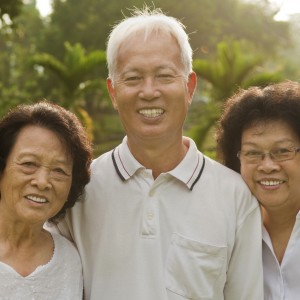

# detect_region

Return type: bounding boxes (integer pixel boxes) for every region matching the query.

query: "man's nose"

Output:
[138,77,161,100]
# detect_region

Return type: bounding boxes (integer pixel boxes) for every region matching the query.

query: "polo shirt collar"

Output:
[111,136,143,181]
[168,137,205,190]
[112,136,205,190]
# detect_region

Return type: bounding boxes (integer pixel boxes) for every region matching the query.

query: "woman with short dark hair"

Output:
[216,81,300,299]
[0,101,92,299]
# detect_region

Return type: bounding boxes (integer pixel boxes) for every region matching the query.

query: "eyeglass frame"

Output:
[237,147,300,163]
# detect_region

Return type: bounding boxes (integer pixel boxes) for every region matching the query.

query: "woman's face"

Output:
[239,120,300,211]
[0,125,73,225]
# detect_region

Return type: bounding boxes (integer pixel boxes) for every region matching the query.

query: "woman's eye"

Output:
[274,148,291,154]
[51,167,71,180]
[245,150,261,157]
[53,168,67,175]
[22,161,37,167]
[16,161,38,174]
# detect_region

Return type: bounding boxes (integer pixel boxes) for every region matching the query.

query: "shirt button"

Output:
[147,212,154,220]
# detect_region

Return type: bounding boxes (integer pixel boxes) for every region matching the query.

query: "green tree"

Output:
[279,14,300,81]
[152,0,290,58]
[194,39,283,101]
[40,0,145,57]
[0,0,23,22]
[31,42,107,138]
[190,39,283,150]
[32,42,106,106]
[42,0,290,59]
[0,2,45,115]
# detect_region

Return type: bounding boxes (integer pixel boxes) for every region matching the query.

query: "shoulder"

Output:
[201,155,259,213]
[91,150,114,172]
[87,147,126,190]
[203,155,245,183]
[85,150,116,188]
[50,232,81,263]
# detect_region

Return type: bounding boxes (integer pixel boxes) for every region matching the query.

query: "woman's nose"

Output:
[31,167,52,190]
[257,154,281,172]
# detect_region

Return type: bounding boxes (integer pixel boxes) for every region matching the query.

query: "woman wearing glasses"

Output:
[216,80,300,300]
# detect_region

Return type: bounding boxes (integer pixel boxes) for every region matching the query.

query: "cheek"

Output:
[64,182,72,199]
[288,169,300,189]
[240,165,254,187]
[56,181,72,203]
[113,93,132,112]
[0,181,18,204]
[115,84,134,97]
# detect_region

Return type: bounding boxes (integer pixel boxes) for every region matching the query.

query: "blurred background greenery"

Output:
[1,0,299,159]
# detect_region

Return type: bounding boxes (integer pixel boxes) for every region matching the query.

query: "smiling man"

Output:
[61,7,264,300]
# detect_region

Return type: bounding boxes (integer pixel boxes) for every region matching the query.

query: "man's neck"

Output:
[127,137,189,179]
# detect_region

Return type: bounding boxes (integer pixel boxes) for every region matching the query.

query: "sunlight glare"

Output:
[271,0,300,20]
[36,0,52,17]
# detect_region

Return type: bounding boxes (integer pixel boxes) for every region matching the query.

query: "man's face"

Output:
[107,31,196,146]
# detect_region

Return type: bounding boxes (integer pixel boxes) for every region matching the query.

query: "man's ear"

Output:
[187,72,197,105]
[107,78,118,110]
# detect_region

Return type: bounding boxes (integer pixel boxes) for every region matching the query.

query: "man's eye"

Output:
[157,74,172,78]
[125,76,141,81]
[157,74,175,82]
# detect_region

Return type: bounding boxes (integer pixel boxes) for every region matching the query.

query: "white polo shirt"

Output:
[62,136,263,300]
[263,213,300,300]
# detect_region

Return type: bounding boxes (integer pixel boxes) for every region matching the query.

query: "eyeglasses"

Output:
[237,147,300,163]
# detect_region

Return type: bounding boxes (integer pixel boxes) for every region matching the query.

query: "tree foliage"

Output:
[41,0,289,59]
[0,0,23,22]
[31,42,107,139]
[0,2,45,114]
[32,42,106,106]
[193,39,283,101]
[189,39,284,150]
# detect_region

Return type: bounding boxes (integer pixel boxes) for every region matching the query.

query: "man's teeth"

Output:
[260,180,284,186]
[139,108,164,118]
[26,195,47,203]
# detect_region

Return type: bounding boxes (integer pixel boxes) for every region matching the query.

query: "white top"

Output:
[263,212,300,300]
[0,232,83,300]
[60,136,263,300]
